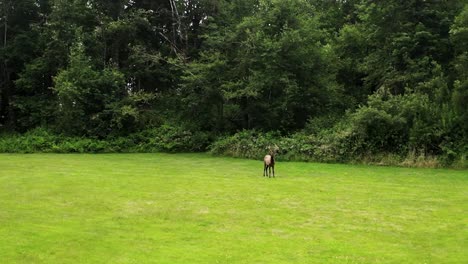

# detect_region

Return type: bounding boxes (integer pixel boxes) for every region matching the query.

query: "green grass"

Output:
[0,153,466,263]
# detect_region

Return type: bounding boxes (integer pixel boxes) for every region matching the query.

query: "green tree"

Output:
[183,0,341,131]
[450,4,468,140]
[181,51,228,131]
[0,0,44,129]
[54,37,126,136]
[12,0,97,130]
[355,0,461,95]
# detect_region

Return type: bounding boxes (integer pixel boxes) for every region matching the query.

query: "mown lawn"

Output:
[0,153,466,263]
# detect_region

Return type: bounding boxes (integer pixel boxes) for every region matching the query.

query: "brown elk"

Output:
[263,145,279,178]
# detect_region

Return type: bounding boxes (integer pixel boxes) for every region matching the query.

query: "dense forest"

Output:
[0,0,467,167]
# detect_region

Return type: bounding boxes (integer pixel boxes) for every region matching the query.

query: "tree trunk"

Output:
[241,98,250,129]
[169,0,186,54]
[0,8,8,127]
[216,101,224,131]
[0,71,10,127]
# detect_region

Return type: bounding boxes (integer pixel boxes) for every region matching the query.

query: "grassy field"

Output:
[0,153,466,263]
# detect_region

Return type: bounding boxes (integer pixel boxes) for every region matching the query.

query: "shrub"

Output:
[207,127,467,168]
[349,106,407,154]
[0,125,212,153]
[210,130,282,159]
[0,125,465,168]
[0,128,59,153]
[130,125,210,152]
[209,130,346,162]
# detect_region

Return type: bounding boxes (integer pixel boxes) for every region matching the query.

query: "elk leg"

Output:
[272,166,275,177]
[263,164,267,177]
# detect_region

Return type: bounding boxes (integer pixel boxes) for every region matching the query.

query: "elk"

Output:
[263,145,279,178]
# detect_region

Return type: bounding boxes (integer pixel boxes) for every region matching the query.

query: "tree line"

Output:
[1,0,467,164]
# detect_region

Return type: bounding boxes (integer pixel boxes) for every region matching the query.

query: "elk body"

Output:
[263,154,275,177]
[263,145,278,178]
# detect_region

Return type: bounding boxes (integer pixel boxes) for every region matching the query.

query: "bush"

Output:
[349,106,407,154]
[209,130,346,163]
[130,125,210,152]
[1,125,465,168]
[58,138,111,153]
[0,125,212,153]
[210,130,281,159]
[0,128,59,153]
[208,127,467,168]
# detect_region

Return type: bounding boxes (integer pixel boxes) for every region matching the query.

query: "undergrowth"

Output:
[1,127,466,168]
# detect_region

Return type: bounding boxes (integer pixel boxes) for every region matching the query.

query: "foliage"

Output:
[129,125,211,152]
[209,129,338,163]
[347,92,441,155]
[209,125,467,168]
[0,125,210,153]
[0,0,467,166]
[210,130,282,159]
[53,36,128,136]
[451,4,468,140]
